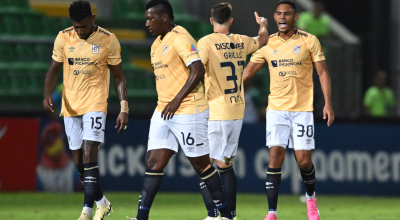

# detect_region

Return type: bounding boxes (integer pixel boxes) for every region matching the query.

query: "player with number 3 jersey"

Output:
[197,3,269,220]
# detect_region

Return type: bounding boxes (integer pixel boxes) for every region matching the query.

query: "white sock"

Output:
[95,195,108,207]
[306,192,316,199]
[82,206,93,217]
[268,211,277,217]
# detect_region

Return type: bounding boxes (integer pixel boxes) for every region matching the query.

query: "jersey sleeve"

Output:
[309,35,325,62]
[250,48,267,64]
[107,34,122,65]
[363,88,374,107]
[52,32,64,62]
[197,38,210,65]
[242,35,260,55]
[174,34,201,67]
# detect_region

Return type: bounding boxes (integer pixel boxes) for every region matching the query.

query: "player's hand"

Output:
[254,12,268,27]
[323,104,335,126]
[161,98,182,120]
[115,112,128,134]
[43,95,54,113]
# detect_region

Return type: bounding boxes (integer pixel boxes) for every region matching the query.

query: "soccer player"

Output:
[43,1,129,219]
[126,1,232,220]
[197,3,268,220]
[243,1,334,220]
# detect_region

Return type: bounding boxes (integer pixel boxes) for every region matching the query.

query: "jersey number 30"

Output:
[220,61,245,94]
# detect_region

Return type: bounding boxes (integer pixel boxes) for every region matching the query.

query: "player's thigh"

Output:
[64,116,83,150]
[209,120,242,164]
[82,111,106,144]
[291,111,315,150]
[169,109,209,158]
[147,111,179,153]
[266,110,291,148]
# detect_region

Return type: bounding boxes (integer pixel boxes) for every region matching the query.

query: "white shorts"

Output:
[147,109,209,157]
[208,119,243,163]
[266,110,315,150]
[64,111,106,150]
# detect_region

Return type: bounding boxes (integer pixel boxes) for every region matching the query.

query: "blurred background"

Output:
[0,0,400,199]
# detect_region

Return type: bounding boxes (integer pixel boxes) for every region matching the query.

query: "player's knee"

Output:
[145,158,165,171]
[297,159,312,170]
[269,147,285,165]
[216,160,232,169]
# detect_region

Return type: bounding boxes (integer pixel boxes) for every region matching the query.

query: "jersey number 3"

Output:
[220,61,245,94]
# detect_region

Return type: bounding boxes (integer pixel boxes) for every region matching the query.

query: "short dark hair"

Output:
[145,0,174,21]
[69,0,92,22]
[277,0,297,13]
[211,3,232,24]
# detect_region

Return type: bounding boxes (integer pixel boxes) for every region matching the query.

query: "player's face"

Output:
[274,4,298,34]
[145,8,165,36]
[72,15,95,39]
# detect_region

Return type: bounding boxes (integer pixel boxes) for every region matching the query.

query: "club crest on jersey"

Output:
[162,45,168,55]
[293,45,301,54]
[92,44,100,54]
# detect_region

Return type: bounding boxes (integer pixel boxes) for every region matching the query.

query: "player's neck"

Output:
[213,25,230,35]
[279,28,297,41]
[160,23,176,40]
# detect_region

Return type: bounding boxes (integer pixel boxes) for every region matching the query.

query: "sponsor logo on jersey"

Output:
[92,44,100,54]
[153,61,169,70]
[68,47,75,52]
[162,45,168,55]
[293,45,301,54]
[151,52,155,57]
[279,71,286,77]
[155,74,166,80]
[306,139,312,144]
[271,60,278,67]
[272,50,278,55]
[186,44,196,52]
[69,57,97,65]
[73,70,91,75]
[279,71,297,77]
[214,42,245,50]
[278,59,302,67]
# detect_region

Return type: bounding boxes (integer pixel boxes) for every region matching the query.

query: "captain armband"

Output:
[121,100,129,114]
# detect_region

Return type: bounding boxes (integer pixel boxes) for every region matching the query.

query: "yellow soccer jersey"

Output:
[151,25,208,114]
[250,30,325,112]
[198,33,259,120]
[52,26,121,117]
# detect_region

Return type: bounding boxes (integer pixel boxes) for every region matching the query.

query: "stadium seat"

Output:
[113,0,145,20]
[28,69,45,94]
[11,0,29,8]
[0,43,15,62]
[15,44,35,62]
[34,44,53,63]
[22,13,42,36]
[169,0,198,22]
[2,14,23,35]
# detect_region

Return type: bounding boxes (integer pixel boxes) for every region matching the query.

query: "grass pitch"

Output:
[0,192,399,220]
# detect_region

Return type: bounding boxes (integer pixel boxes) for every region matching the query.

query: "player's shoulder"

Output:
[97,26,114,37]
[59,26,74,36]
[297,30,319,41]
[198,33,214,43]
[171,25,192,38]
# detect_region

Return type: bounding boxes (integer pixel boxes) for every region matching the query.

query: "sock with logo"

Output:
[300,164,316,197]
[266,167,281,211]
[199,178,219,217]
[200,166,232,219]
[83,162,100,214]
[136,169,163,220]
[218,165,237,218]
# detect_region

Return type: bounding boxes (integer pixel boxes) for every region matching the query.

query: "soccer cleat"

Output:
[77,212,92,220]
[93,200,112,220]
[126,216,137,220]
[204,217,220,220]
[220,218,232,220]
[306,193,320,220]
[264,212,277,220]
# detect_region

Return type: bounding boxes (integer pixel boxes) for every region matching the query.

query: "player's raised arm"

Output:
[243,61,264,83]
[109,63,129,133]
[161,61,205,120]
[314,60,334,126]
[254,12,269,48]
[43,60,63,112]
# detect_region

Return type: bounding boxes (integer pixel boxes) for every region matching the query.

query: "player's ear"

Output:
[229,18,233,26]
[210,18,213,25]
[273,13,278,22]
[91,15,96,23]
[294,13,299,22]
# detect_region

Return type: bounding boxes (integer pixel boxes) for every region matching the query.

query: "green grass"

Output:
[0,192,399,220]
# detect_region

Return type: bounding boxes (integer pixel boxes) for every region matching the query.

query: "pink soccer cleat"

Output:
[306,193,320,220]
[264,212,277,220]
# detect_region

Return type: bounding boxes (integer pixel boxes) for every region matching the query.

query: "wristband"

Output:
[121,100,129,114]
